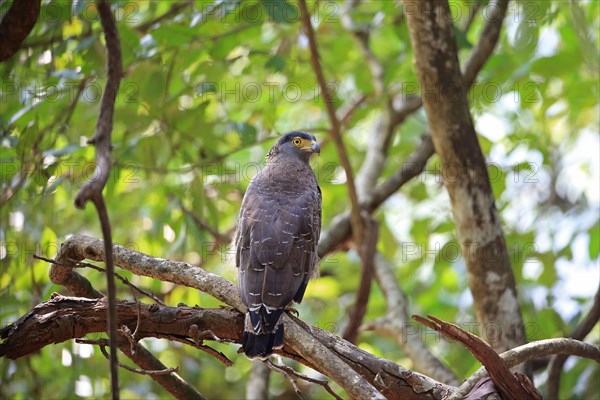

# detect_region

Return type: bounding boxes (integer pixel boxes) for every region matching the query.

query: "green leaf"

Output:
[265,55,286,71]
[230,122,257,145]
[260,0,298,23]
[454,27,473,50]
[589,221,600,260]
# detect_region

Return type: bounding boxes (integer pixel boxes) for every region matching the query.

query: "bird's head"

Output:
[267,131,320,162]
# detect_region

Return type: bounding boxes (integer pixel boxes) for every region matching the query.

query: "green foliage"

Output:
[1,1,598,399]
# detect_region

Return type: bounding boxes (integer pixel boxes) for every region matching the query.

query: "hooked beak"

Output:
[310,140,321,155]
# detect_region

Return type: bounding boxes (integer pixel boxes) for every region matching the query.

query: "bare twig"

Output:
[266,360,304,399]
[180,202,232,245]
[546,284,600,399]
[36,255,165,306]
[298,0,364,246]
[342,218,378,343]
[137,1,194,34]
[153,334,233,366]
[77,339,181,376]
[267,359,344,400]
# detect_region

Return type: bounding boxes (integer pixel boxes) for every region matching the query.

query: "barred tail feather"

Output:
[242,324,284,360]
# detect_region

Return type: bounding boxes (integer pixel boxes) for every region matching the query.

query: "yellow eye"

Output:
[292,137,302,147]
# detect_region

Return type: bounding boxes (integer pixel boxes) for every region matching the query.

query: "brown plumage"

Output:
[235,132,322,359]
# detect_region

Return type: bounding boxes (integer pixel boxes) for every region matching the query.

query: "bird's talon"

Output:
[286,306,300,317]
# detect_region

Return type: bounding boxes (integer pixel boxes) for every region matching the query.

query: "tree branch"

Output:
[12,237,597,399]
[1,292,456,400]
[0,0,41,62]
[450,338,600,400]
[299,0,379,349]
[47,234,460,399]
[546,284,600,399]
[71,1,124,397]
[363,252,459,385]
[462,0,509,89]
[298,0,364,246]
[414,315,541,400]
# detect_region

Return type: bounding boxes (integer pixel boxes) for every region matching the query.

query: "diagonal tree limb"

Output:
[389,0,509,127]
[0,293,453,400]
[318,134,435,258]
[546,284,600,399]
[299,0,378,347]
[413,315,541,400]
[462,0,509,90]
[450,338,600,400]
[47,254,207,400]
[298,0,364,246]
[320,0,509,258]
[363,252,459,386]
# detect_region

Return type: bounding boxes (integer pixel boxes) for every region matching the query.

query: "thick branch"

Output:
[0,0,41,62]
[402,0,526,358]
[0,295,242,360]
[450,338,600,400]
[1,293,456,400]
[414,315,541,400]
[3,294,597,400]
[48,234,459,400]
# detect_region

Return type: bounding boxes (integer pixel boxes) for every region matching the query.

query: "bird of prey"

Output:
[235,132,322,359]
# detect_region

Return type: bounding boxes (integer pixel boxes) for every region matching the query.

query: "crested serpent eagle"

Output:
[235,132,322,359]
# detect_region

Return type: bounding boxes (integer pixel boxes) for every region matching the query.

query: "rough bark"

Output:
[46,234,452,400]
[402,0,527,357]
[414,315,541,400]
[4,237,598,399]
